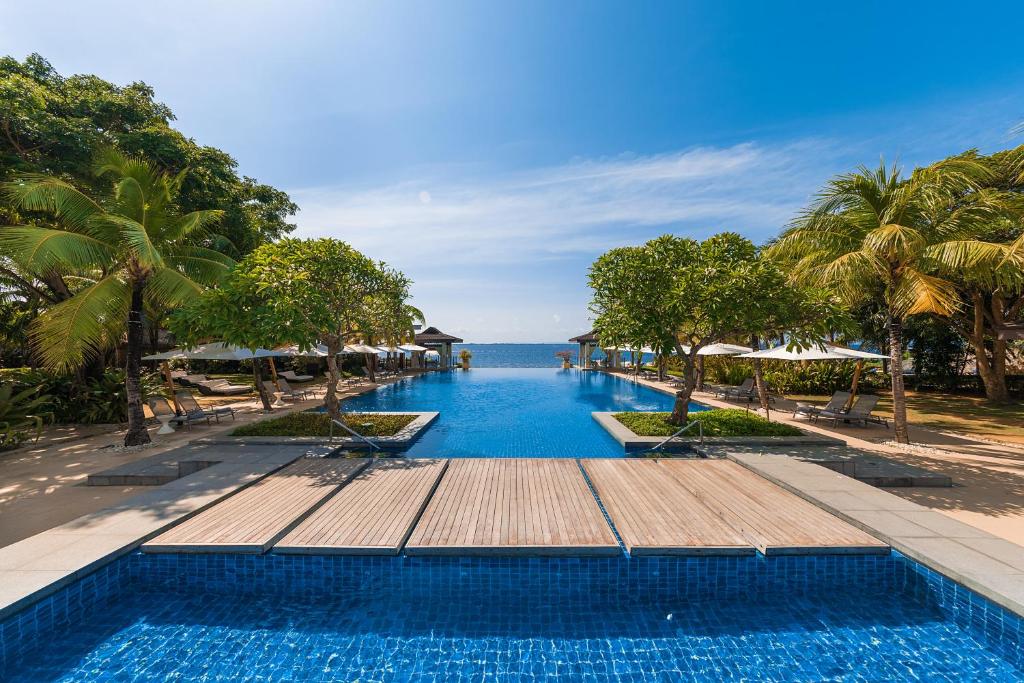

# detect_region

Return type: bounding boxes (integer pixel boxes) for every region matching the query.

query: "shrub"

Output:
[0,383,53,450]
[612,409,803,437]
[699,358,888,395]
[232,412,416,437]
[0,368,162,424]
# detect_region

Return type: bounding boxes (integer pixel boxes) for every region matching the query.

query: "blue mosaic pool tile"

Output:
[2,551,1023,681]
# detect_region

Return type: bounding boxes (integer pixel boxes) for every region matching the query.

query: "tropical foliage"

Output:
[171,238,418,418]
[589,233,849,423]
[0,382,51,449]
[769,156,1023,441]
[0,150,234,444]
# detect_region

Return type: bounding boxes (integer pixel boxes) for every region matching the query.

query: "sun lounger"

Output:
[174,390,236,422]
[148,396,211,431]
[177,373,208,386]
[280,370,314,383]
[194,379,252,396]
[815,394,886,428]
[714,378,754,399]
[262,379,312,401]
[793,391,851,420]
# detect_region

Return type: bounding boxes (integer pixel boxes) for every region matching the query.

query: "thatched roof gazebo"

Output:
[414,326,464,369]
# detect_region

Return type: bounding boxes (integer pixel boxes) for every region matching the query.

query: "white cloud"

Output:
[290,140,838,268]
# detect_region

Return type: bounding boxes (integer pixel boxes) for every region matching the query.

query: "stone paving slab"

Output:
[729,451,1024,617]
[0,444,312,621]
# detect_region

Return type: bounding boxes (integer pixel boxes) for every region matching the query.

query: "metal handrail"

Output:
[648,419,703,451]
[329,418,381,450]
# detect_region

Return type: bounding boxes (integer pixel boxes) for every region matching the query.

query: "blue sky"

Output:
[3,1,1024,341]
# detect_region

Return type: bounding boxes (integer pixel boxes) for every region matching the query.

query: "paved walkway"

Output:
[618,371,1024,547]
[0,377,397,549]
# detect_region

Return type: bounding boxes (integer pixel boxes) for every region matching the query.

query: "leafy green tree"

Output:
[589,233,845,425]
[0,149,232,445]
[172,238,412,419]
[769,159,1009,441]
[0,54,296,254]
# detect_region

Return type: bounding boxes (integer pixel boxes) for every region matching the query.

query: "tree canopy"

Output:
[589,232,847,423]
[0,54,296,256]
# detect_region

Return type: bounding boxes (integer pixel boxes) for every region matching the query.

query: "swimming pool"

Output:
[3,552,1022,681]
[339,368,697,457]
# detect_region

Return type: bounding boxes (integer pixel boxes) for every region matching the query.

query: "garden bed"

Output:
[612,409,803,437]
[232,412,417,437]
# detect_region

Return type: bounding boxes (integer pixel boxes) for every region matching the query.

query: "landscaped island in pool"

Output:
[336,367,703,457]
[2,552,1022,681]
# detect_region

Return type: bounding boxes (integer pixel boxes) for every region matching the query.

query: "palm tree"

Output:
[0,149,232,445]
[769,159,1001,443]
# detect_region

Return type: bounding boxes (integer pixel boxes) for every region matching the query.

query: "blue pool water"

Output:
[341,368,693,457]
[3,553,1022,681]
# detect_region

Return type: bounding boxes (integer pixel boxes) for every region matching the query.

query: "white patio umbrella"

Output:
[272,344,330,357]
[698,343,753,356]
[143,343,287,408]
[346,344,382,354]
[739,343,887,407]
[399,343,429,352]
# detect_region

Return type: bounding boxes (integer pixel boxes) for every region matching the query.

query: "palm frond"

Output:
[0,226,114,272]
[29,275,129,372]
[2,176,109,237]
[924,240,1012,273]
[145,267,204,307]
[92,215,163,269]
[891,268,960,317]
[820,250,887,297]
[163,254,233,285]
[166,210,225,241]
[862,223,926,259]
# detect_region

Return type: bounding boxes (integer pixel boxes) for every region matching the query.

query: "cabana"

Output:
[414,326,463,369]
[569,330,600,369]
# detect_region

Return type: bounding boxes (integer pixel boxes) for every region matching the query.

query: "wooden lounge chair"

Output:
[148,396,211,431]
[793,391,851,420]
[194,379,252,396]
[815,394,886,428]
[280,370,314,382]
[174,390,236,422]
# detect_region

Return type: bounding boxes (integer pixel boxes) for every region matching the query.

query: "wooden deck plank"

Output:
[405,459,618,555]
[659,460,889,555]
[142,458,368,553]
[275,459,448,554]
[581,459,753,556]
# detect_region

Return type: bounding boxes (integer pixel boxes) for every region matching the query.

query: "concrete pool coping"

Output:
[591,411,843,451]
[192,411,439,450]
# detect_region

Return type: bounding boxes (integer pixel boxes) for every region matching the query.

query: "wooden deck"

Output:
[142,458,368,553]
[659,460,888,555]
[275,459,448,555]
[581,459,753,555]
[404,459,619,556]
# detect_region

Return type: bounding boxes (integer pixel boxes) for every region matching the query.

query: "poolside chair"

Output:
[148,396,211,431]
[262,379,312,401]
[178,373,208,387]
[194,378,252,396]
[174,390,236,422]
[815,394,886,428]
[713,378,754,400]
[793,391,851,420]
[280,370,314,383]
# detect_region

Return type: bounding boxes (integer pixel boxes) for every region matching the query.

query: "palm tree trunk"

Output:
[888,315,910,444]
[123,278,151,446]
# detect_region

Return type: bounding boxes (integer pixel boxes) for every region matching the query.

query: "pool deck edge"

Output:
[728,451,1024,617]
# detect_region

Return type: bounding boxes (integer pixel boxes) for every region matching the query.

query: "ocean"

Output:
[452,344,578,368]
[451,343,646,367]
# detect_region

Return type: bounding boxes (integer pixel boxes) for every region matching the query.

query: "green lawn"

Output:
[232,412,415,437]
[613,409,803,437]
